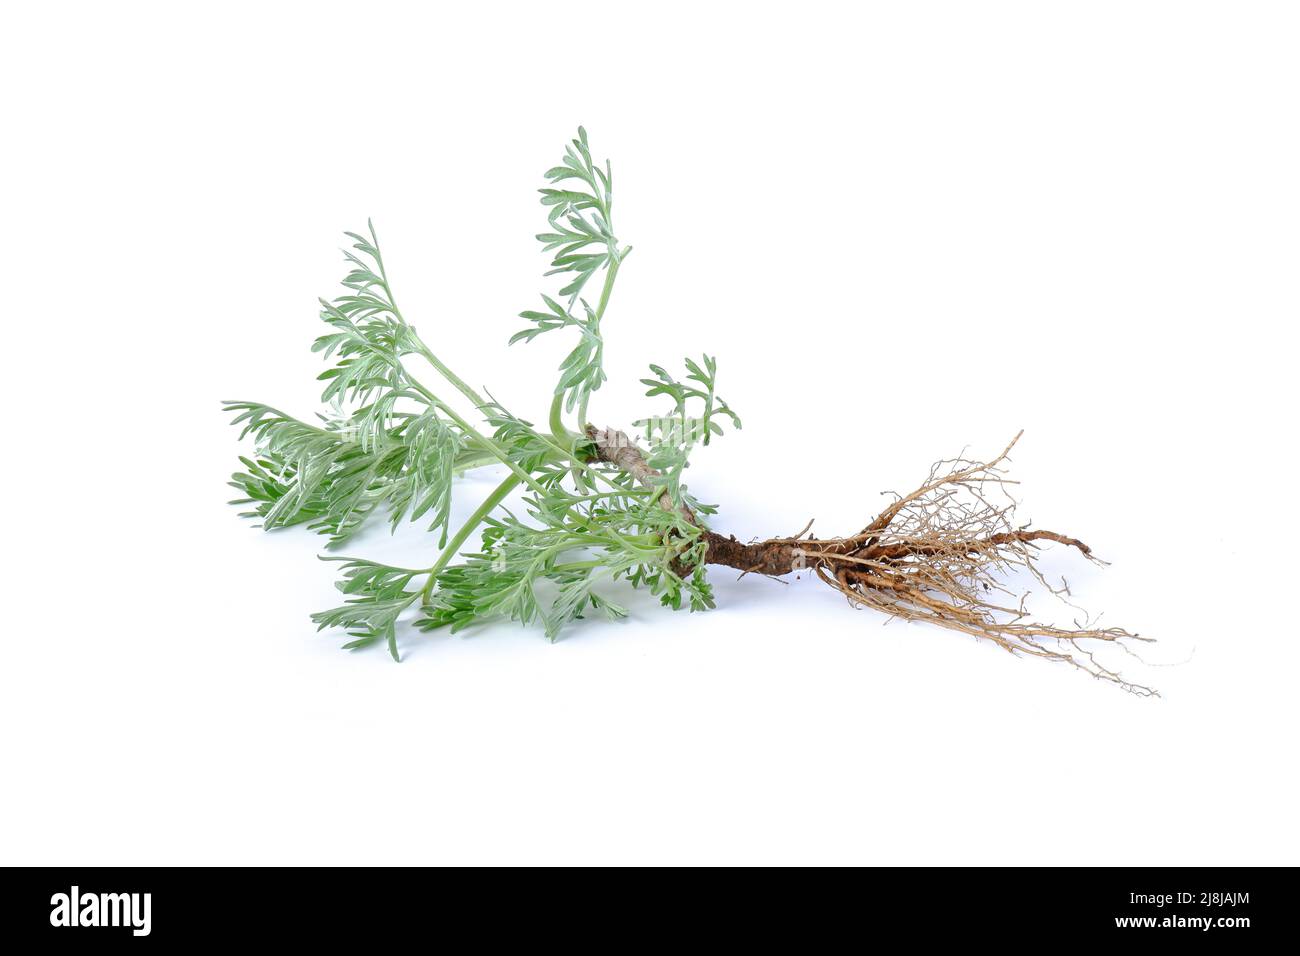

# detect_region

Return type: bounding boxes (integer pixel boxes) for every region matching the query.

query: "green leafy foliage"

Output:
[535,126,620,301]
[224,402,405,544]
[636,355,741,447]
[512,127,631,418]
[311,558,425,661]
[226,129,737,659]
[385,411,462,544]
[626,355,740,510]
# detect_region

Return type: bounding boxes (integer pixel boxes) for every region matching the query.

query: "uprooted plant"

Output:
[225,128,1153,694]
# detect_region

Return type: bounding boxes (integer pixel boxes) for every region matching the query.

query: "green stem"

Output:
[452,447,500,474]
[429,397,547,495]
[594,253,621,320]
[551,252,624,442]
[549,391,570,446]
[328,313,538,490]
[421,473,523,603]
[414,339,490,411]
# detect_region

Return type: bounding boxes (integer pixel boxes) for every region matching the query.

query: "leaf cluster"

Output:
[226,130,736,659]
[512,127,631,418]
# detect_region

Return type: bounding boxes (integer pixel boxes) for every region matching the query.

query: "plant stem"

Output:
[549,391,570,446]
[552,252,624,441]
[594,253,621,320]
[452,447,500,473]
[578,254,621,427]
[414,339,490,411]
[428,397,547,494]
[421,473,523,603]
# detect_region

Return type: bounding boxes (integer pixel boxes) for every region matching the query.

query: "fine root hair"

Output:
[705,432,1155,695]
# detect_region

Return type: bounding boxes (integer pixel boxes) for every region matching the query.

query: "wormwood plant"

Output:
[226,128,1152,694]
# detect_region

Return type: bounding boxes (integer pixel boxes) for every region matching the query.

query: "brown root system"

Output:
[590,426,1154,695]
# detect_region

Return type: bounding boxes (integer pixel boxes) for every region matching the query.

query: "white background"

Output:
[3,2,1297,865]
